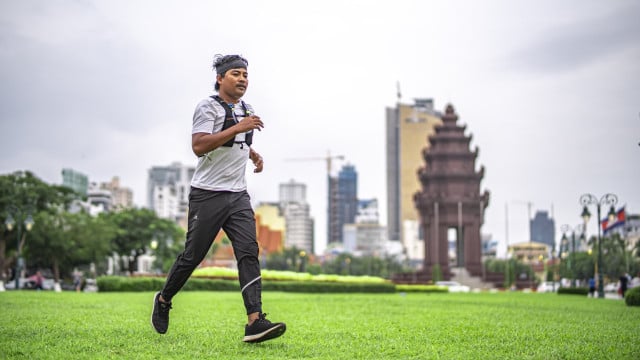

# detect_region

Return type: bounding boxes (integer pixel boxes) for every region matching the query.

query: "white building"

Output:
[279,179,314,253]
[148,162,194,225]
[356,199,380,224]
[343,223,387,256]
[87,183,113,216]
[279,179,306,203]
[343,199,387,256]
[403,219,423,268]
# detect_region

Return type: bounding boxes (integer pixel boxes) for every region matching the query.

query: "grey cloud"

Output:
[508,3,640,74]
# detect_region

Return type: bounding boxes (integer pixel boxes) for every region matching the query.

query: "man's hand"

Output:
[249,148,264,173]
[237,115,264,133]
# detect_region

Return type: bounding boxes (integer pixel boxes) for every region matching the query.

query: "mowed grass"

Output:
[2,291,639,359]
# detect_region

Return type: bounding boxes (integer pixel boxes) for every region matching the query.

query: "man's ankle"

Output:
[247,312,260,325]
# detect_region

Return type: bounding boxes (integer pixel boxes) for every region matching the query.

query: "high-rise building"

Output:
[101,176,133,209]
[530,210,555,248]
[327,176,339,245]
[147,162,194,225]
[386,98,442,244]
[62,170,134,215]
[281,202,314,253]
[328,164,358,245]
[61,168,88,196]
[279,179,314,253]
[279,179,306,203]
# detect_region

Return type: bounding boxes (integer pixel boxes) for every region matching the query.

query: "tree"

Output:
[102,208,184,274]
[151,228,186,274]
[26,210,116,282]
[0,171,78,282]
[266,247,302,271]
[568,252,595,281]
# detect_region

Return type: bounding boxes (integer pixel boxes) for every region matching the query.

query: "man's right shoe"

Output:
[151,291,172,334]
[243,313,286,343]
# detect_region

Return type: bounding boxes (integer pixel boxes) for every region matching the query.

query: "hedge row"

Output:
[396,284,449,293]
[557,287,589,296]
[97,276,239,292]
[263,281,395,293]
[97,276,428,293]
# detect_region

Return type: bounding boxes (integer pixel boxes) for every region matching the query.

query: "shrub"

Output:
[624,286,640,307]
[558,287,589,296]
[395,284,449,294]
[191,267,389,284]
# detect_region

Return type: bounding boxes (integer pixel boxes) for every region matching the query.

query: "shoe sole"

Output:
[150,291,167,334]
[243,323,286,343]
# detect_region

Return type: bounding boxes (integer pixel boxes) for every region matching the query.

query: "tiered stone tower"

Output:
[414,104,490,280]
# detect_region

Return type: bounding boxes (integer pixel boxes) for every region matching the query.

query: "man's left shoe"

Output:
[243,313,286,343]
[151,291,172,334]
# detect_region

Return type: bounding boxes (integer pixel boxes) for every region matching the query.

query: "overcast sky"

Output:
[1,0,638,256]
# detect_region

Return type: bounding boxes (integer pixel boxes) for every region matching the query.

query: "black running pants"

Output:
[161,188,262,315]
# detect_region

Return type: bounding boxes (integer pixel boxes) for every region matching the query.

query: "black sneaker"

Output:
[243,313,286,343]
[151,291,172,334]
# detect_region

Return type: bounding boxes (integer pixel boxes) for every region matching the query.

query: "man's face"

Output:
[218,68,248,100]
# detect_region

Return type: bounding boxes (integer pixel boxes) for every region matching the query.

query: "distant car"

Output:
[536,282,561,293]
[603,282,619,293]
[435,281,471,293]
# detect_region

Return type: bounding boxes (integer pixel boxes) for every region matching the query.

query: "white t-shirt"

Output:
[190,96,254,192]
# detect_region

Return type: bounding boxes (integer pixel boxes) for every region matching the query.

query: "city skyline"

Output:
[1,1,638,256]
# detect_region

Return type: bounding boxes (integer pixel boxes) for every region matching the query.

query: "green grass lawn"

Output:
[2,291,639,359]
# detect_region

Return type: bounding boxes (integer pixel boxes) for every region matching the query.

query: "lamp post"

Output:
[4,206,35,290]
[580,193,617,299]
[298,250,306,273]
[557,231,567,288]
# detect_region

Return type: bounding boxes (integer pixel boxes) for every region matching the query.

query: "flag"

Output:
[602,207,626,235]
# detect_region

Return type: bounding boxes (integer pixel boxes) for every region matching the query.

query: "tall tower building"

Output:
[530,210,555,248]
[328,164,358,245]
[147,162,194,225]
[279,179,315,253]
[327,176,339,245]
[386,98,442,246]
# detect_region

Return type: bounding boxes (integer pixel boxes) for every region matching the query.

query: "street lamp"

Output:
[580,193,617,299]
[298,250,307,273]
[4,207,35,290]
[557,232,568,289]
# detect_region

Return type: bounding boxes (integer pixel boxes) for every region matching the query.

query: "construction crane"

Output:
[284,150,345,177]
